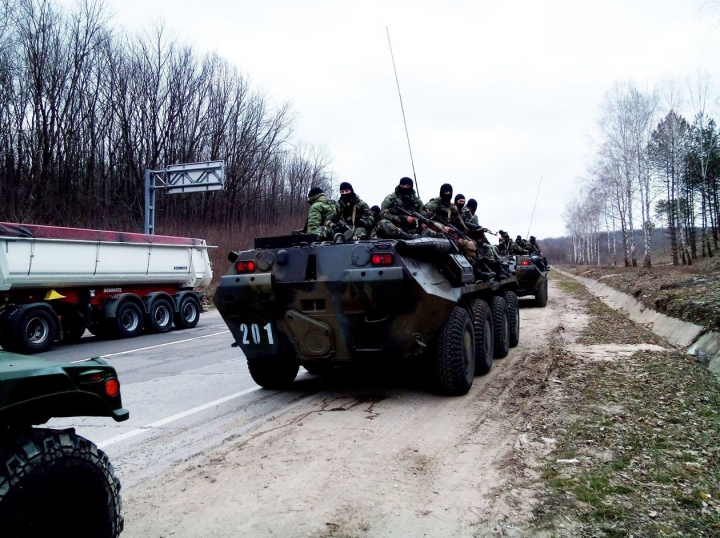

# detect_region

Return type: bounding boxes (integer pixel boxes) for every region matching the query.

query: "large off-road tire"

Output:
[431,306,475,396]
[248,359,300,389]
[491,295,510,359]
[0,428,123,538]
[148,298,174,333]
[506,290,520,348]
[174,295,200,330]
[110,302,144,339]
[469,299,493,376]
[15,307,57,354]
[534,278,548,308]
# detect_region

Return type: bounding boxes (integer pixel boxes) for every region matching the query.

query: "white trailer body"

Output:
[0,223,211,291]
[0,222,214,354]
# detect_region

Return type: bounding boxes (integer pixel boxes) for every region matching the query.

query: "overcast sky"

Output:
[64,0,720,239]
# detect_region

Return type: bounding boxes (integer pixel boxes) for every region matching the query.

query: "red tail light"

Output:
[371,253,394,266]
[236,260,256,273]
[105,378,120,397]
[521,260,531,266]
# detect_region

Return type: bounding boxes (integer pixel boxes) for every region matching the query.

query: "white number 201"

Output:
[240,323,275,346]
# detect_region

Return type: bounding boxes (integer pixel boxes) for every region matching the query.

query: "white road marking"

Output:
[70,330,231,362]
[98,385,262,448]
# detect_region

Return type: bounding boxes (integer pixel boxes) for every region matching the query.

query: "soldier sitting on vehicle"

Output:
[424,184,499,281]
[529,235,549,269]
[337,182,374,240]
[375,177,424,240]
[303,186,339,240]
[498,231,528,255]
[369,205,381,235]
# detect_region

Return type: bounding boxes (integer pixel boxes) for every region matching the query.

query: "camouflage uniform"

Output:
[375,190,425,239]
[305,192,339,240]
[462,207,501,261]
[462,207,480,227]
[422,197,481,263]
[337,194,374,240]
[499,235,528,255]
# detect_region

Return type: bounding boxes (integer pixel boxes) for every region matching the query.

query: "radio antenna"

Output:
[527,176,543,238]
[386,27,419,197]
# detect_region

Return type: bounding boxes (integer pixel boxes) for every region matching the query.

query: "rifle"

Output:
[390,203,461,252]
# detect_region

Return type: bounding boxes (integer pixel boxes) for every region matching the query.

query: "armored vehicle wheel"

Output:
[534,278,548,308]
[248,359,300,389]
[491,295,510,359]
[148,298,174,333]
[174,295,200,330]
[506,290,520,348]
[0,428,123,538]
[111,302,144,339]
[431,306,475,396]
[469,299,493,376]
[15,307,57,354]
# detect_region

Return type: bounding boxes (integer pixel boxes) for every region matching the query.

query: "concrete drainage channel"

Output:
[555,268,720,376]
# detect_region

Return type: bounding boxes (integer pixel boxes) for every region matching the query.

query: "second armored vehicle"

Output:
[513,254,549,307]
[216,235,521,396]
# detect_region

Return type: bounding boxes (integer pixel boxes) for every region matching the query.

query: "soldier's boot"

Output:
[485,258,511,280]
[472,260,495,282]
[397,230,419,240]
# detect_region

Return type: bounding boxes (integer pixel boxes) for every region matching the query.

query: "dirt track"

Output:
[123,280,587,538]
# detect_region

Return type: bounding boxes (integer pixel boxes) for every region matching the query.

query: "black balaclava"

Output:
[395,176,414,197]
[466,199,478,215]
[339,181,354,203]
[516,235,522,242]
[370,205,380,215]
[308,186,323,200]
[454,193,466,212]
[440,183,453,204]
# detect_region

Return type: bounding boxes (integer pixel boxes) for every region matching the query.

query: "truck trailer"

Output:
[0,222,213,354]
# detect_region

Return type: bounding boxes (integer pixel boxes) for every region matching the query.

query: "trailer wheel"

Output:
[506,290,520,348]
[61,312,87,342]
[15,307,57,354]
[431,306,475,395]
[491,295,510,359]
[148,298,174,333]
[111,302,143,339]
[0,428,123,538]
[248,359,300,389]
[534,278,548,308]
[469,299,493,376]
[174,295,200,330]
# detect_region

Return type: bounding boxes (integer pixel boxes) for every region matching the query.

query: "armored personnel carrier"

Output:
[0,351,128,537]
[513,254,549,307]
[215,235,520,396]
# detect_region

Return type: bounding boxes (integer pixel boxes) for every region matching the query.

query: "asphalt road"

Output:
[43,311,322,488]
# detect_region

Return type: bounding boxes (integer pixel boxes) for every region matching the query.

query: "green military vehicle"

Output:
[0,351,128,537]
[512,254,549,307]
[215,235,521,396]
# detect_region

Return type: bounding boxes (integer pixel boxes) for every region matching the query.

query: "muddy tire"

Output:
[174,295,200,330]
[248,359,300,389]
[110,302,144,339]
[469,299,493,376]
[431,306,475,396]
[491,295,509,359]
[0,429,123,538]
[506,290,520,348]
[148,298,174,333]
[534,278,548,308]
[15,307,57,354]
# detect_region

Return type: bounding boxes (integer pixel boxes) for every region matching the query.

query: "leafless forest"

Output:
[0,0,332,271]
[564,78,720,267]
